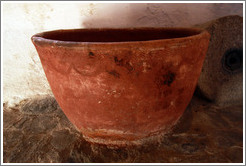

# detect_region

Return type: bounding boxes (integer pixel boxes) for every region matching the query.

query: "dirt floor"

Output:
[3,94,243,163]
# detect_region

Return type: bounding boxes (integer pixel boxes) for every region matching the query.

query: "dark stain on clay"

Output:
[114,57,124,66]
[88,52,95,58]
[163,71,175,86]
[114,57,134,72]
[107,70,120,78]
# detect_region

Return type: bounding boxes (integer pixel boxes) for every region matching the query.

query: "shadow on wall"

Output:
[82,3,243,28]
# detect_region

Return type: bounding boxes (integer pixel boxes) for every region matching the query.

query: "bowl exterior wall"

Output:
[33,31,210,145]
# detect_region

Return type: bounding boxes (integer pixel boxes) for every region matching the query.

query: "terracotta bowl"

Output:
[32,28,210,146]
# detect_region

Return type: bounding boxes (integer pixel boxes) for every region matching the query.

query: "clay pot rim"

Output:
[31,27,210,47]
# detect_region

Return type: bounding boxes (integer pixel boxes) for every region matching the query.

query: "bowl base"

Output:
[81,122,178,148]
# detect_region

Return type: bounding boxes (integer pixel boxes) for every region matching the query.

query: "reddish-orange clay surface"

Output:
[32,28,210,146]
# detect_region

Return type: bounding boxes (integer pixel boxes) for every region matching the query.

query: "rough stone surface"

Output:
[3,94,243,163]
[196,15,243,106]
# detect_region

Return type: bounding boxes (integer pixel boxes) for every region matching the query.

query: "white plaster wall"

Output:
[2,3,243,106]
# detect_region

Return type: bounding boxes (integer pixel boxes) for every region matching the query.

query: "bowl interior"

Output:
[35,28,203,43]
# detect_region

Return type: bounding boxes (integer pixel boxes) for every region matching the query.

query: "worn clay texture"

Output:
[31,28,210,146]
[196,15,243,106]
[3,94,243,163]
